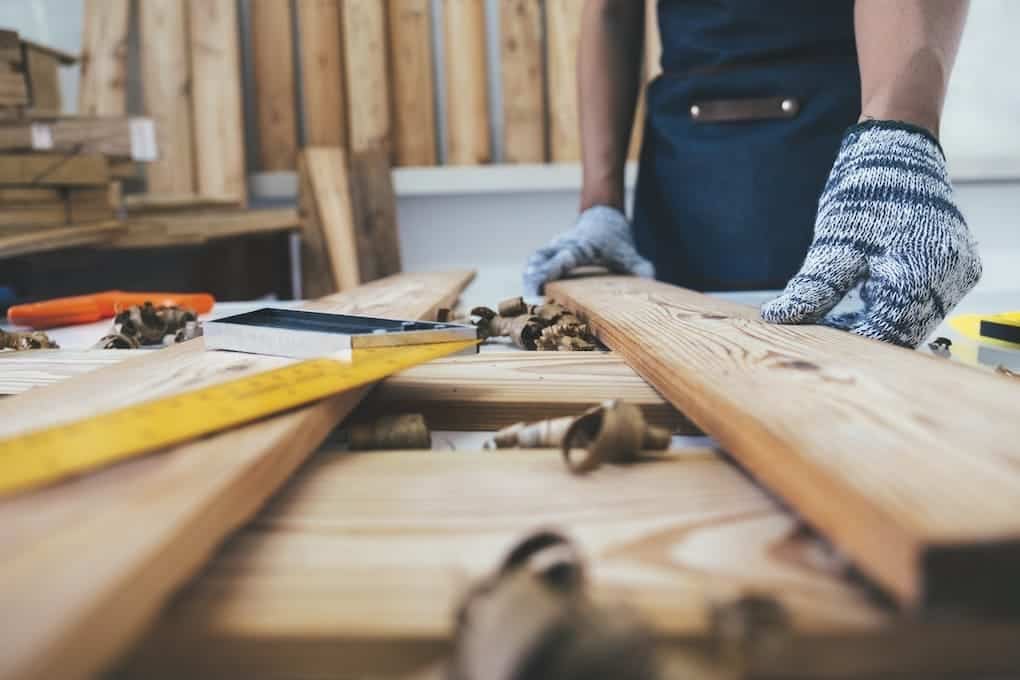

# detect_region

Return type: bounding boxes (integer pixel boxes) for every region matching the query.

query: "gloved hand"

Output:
[761,120,982,348]
[522,206,655,296]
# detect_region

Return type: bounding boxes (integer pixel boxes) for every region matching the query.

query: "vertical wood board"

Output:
[500,0,546,163]
[387,0,437,165]
[300,146,360,291]
[297,0,347,147]
[341,0,391,154]
[78,0,130,116]
[545,0,582,162]
[443,0,491,165]
[251,0,299,171]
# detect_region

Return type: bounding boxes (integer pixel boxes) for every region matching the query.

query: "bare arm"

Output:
[856,0,969,136]
[578,0,644,212]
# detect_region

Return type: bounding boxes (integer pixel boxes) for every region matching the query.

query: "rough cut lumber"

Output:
[123,193,239,214]
[500,0,546,163]
[0,117,151,159]
[78,0,130,116]
[548,276,1020,610]
[0,72,29,107]
[0,270,475,680]
[119,449,1020,679]
[340,0,391,154]
[299,147,360,291]
[188,0,247,205]
[23,48,61,113]
[387,0,438,165]
[139,0,196,195]
[108,208,300,248]
[0,30,20,64]
[347,148,403,281]
[443,0,491,165]
[0,221,124,259]
[296,151,337,298]
[0,153,109,186]
[545,0,583,161]
[355,351,694,432]
[251,0,299,171]
[297,0,346,148]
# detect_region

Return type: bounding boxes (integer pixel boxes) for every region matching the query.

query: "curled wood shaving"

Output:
[0,329,59,351]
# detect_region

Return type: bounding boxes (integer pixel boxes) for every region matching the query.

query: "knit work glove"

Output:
[761,121,982,348]
[523,206,655,296]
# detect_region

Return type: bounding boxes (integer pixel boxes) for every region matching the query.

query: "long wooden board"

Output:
[0,271,474,680]
[251,0,298,171]
[299,147,360,291]
[0,117,148,159]
[297,0,346,148]
[500,0,546,163]
[545,0,582,162]
[77,0,130,116]
[0,154,109,185]
[548,276,1020,610]
[388,0,437,166]
[109,208,300,248]
[341,0,390,154]
[117,449,1020,679]
[0,221,123,259]
[355,351,694,432]
[443,0,490,165]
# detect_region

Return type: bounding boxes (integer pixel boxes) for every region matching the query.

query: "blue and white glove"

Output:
[522,206,655,296]
[761,121,982,348]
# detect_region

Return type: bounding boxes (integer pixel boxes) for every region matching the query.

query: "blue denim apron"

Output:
[633,0,861,291]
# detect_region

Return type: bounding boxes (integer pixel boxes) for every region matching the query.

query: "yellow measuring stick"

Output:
[0,340,477,496]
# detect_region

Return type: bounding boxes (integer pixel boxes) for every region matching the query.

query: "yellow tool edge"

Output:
[0,340,478,496]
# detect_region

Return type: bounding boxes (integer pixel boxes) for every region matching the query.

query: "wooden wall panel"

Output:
[443,0,491,164]
[139,0,196,194]
[387,0,437,165]
[297,0,347,147]
[188,0,247,204]
[500,0,546,163]
[545,0,582,162]
[341,0,391,154]
[78,0,130,116]
[251,0,299,170]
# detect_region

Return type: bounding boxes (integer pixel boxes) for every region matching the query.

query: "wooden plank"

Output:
[297,0,346,148]
[299,147,360,291]
[387,0,437,165]
[188,0,247,204]
[347,148,402,281]
[355,350,694,432]
[23,49,61,112]
[78,0,130,116]
[20,41,77,66]
[109,208,300,248]
[139,0,196,194]
[297,151,337,298]
[251,0,298,171]
[0,153,109,186]
[0,72,29,107]
[500,0,546,163]
[548,276,1020,610]
[0,351,133,394]
[0,270,474,680]
[340,0,391,154]
[0,30,21,65]
[123,193,238,214]
[443,0,490,165]
[0,117,151,159]
[545,0,582,162]
[118,448,1020,679]
[0,221,124,259]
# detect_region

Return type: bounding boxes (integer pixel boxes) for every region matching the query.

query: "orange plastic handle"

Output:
[7,291,216,330]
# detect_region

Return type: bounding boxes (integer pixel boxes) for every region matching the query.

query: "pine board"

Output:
[0,117,147,159]
[297,0,346,148]
[0,220,123,259]
[0,270,474,680]
[78,0,130,117]
[108,208,300,248]
[443,0,490,165]
[299,147,360,290]
[347,148,402,281]
[500,0,546,163]
[547,276,1020,610]
[341,0,390,154]
[356,350,695,432]
[251,0,298,171]
[189,0,247,205]
[0,153,109,186]
[388,0,437,166]
[24,50,61,112]
[139,0,196,195]
[118,449,1020,679]
[545,0,582,162]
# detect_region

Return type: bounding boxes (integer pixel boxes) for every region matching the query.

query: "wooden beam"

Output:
[118,448,1020,679]
[544,0,582,162]
[0,221,124,259]
[443,0,490,164]
[299,147,360,291]
[188,0,247,205]
[139,0,196,194]
[251,0,298,171]
[0,153,109,185]
[341,0,391,154]
[0,270,474,680]
[0,117,153,159]
[500,0,546,163]
[0,72,29,107]
[356,351,695,432]
[548,276,1020,610]
[297,151,337,298]
[108,208,300,248]
[387,0,437,165]
[347,148,402,281]
[23,49,61,113]
[78,0,130,116]
[297,0,347,147]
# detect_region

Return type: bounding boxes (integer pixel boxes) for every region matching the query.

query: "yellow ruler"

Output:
[0,340,477,496]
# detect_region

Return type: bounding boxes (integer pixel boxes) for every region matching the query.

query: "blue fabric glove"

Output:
[761,120,982,348]
[522,206,655,296]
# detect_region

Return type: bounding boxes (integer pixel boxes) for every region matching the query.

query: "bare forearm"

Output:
[578,0,644,212]
[855,0,969,137]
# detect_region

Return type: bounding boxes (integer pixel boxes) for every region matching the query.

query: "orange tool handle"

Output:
[7,291,215,330]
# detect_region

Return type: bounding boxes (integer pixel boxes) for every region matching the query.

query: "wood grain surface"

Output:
[443,0,491,165]
[0,117,144,159]
[251,0,299,171]
[500,0,546,163]
[544,0,582,162]
[387,0,437,166]
[24,50,61,112]
[109,208,300,248]
[119,449,1020,679]
[139,0,196,194]
[0,153,109,186]
[300,147,360,290]
[356,350,695,432]
[0,271,474,680]
[0,221,124,259]
[341,0,391,154]
[0,350,135,395]
[548,276,1020,610]
[78,0,130,116]
[297,0,347,148]
[347,148,403,281]
[188,0,247,204]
